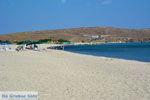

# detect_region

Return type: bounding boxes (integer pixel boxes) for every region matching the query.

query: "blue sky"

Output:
[0,0,150,34]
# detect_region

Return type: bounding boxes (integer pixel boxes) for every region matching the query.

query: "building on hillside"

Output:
[142,37,150,42]
[91,35,110,40]
[91,35,100,40]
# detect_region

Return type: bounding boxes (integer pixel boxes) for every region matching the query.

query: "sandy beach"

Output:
[0,50,150,100]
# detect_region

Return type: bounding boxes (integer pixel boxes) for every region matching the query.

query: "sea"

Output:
[64,42,150,62]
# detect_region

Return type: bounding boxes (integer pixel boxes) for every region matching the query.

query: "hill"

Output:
[0,27,150,42]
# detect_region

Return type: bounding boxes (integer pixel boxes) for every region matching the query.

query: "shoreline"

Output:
[1,42,150,63]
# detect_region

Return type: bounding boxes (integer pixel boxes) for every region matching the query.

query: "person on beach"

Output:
[34,44,38,50]
[16,45,23,51]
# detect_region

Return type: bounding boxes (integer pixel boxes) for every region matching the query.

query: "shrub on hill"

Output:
[37,39,52,43]
[0,40,11,43]
[57,39,70,43]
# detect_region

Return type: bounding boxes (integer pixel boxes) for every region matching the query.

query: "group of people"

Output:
[0,46,12,51]
[16,44,38,51]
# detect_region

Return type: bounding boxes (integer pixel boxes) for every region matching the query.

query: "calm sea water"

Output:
[64,42,150,62]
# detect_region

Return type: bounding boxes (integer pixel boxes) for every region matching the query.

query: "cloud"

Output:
[101,0,112,5]
[60,0,67,4]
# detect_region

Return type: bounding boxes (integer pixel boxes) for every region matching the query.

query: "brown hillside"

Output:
[0,27,150,42]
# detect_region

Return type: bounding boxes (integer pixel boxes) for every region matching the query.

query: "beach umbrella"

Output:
[26,41,40,45]
[17,40,32,45]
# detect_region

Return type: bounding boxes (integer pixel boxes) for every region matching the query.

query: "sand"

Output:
[0,50,150,100]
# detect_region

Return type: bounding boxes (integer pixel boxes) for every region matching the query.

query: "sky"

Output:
[0,0,150,34]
